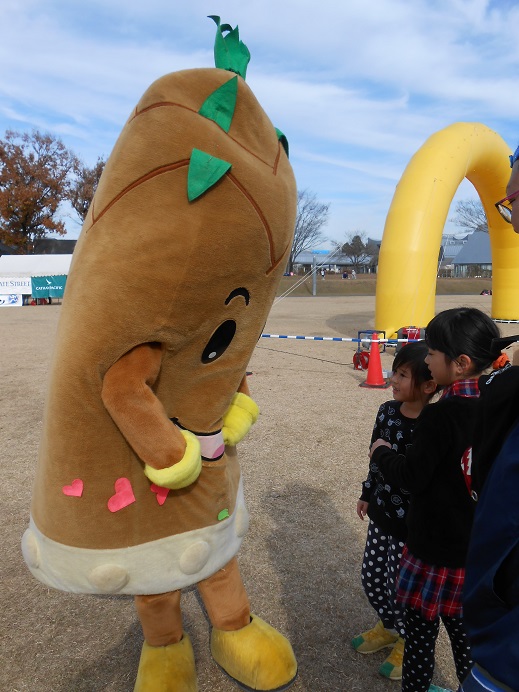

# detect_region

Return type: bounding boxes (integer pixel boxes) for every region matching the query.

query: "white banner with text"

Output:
[0,276,32,294]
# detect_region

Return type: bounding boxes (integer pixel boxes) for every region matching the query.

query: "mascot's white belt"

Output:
[22,476,248,595]
[193,428,225,460]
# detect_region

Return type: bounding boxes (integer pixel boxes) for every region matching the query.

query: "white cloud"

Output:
[0,0,517,241]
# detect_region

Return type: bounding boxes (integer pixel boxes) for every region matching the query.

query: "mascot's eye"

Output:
[202,320,236,363]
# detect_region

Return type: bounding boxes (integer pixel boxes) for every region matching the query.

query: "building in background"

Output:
[452,231,492,278]
[294,238,381,275]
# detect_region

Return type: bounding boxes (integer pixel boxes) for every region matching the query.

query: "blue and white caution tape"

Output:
[261,334,421,344]
[262,333,352,342]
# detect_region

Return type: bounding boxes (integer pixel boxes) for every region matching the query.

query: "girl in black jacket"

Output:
[370,307,501,692]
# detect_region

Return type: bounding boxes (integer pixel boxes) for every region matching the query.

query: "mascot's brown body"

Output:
[22,19,297,692]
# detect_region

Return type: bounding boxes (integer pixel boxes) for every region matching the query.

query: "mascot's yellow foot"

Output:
[134,635,198,692]
[211,614,297,691]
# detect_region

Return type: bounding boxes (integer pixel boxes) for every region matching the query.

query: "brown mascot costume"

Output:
[22,17,297,692]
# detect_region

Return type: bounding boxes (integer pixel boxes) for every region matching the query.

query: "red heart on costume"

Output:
[150,483,170,506]
[107,478,136,513]
[62,479,84,497]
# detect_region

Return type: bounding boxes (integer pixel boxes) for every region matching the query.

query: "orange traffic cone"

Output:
[360,334,390,388]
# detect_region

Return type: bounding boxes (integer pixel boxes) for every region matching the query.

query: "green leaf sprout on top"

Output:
[208,15,251,80]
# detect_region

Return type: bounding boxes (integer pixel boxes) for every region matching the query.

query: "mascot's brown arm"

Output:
[101,342,186,470]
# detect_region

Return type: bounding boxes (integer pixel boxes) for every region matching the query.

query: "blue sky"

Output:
[1,0,518,243]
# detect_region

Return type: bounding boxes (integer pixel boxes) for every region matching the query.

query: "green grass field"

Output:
[276,273,493,297]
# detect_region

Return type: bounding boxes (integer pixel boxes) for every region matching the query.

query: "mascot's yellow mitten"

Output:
[222,392,260,446]
[22,16,297,691]
[144,429,202,490]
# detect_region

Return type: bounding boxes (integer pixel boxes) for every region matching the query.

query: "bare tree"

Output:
[338,231,377,272]
[450,199,488,233]
[69,156,105,223]
[287,189,329,272]
[0,129,77,252]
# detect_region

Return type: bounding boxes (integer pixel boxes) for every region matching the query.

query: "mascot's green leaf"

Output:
[187,148,232,201]
[208,15,250,79]
[275,128,290,158]
[199,76,238,132]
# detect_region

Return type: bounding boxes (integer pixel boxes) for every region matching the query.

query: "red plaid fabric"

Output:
[396,546,466,620]
[441,378,480,400]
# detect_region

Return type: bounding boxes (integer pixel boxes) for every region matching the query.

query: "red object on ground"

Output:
[403,326,421,341]
[353,351,370,371]
[360,334,390,389]
[395,326,425,353]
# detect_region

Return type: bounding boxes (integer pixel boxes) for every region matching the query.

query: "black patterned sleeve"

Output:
[371,404,449,492]
[360,404,386,501]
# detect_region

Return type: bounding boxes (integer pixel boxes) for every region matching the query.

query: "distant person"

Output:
[320,268,325,279]
[342,271,348,279]
[351,269,356,279]
[352,342,436,682]
[370,307,501,692]
[460,144,519,692]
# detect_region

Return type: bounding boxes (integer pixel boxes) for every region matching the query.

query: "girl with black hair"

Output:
[353,342,436,682]
[370,307,501,692]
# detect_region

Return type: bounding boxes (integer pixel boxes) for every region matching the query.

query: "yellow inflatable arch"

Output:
[375,122,519,338]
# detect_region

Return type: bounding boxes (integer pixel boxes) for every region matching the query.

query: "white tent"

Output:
[0,254,73,305]
[0,254,73,276]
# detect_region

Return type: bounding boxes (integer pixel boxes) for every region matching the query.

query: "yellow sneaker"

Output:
[134,635,197,691]
[211,614,297,691]
[379,636,404,680]
[351,620,398,654]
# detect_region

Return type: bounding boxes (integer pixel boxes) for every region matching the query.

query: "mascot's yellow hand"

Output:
[144,429,202,489]
[222,392,260,446]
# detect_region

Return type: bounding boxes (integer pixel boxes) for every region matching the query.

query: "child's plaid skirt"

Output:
[396,545,465,621]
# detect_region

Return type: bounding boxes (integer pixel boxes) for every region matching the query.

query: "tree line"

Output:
[0,128,485,259]
[0,129,105,253]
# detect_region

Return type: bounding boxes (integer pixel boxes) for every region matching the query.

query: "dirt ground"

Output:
[2,294,516,692]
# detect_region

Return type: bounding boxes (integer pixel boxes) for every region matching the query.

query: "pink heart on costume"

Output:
[107,478,136,513]
[62,479,84,497]
[150,483,170,506]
